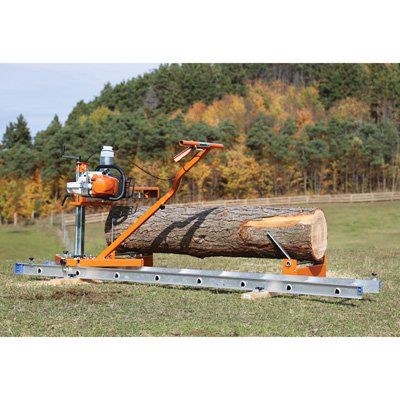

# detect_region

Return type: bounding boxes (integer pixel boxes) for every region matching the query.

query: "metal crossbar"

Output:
[14,263,381,300]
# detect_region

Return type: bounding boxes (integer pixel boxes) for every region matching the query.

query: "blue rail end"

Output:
[14,263,24,275]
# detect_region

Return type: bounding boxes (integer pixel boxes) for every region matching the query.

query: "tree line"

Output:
[1,63,399,222]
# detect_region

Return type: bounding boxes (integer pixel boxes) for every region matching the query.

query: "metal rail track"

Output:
[14,262,381,300]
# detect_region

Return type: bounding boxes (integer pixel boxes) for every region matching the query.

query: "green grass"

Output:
[1,202,400,336]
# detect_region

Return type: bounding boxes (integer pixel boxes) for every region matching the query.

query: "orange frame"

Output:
[63,141,224,268]
[61,139,328,277]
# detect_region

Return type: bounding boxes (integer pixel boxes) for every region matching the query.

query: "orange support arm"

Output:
[96,141,222,260]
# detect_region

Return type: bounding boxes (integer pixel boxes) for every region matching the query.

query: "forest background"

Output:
[1,63,399,222]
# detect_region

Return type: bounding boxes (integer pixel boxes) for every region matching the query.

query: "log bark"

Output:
[105,205,328,261]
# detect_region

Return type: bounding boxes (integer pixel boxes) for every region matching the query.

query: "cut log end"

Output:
[310,209,328,260]
[241,208,327,260]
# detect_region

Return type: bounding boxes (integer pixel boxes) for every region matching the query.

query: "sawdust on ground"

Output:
[10,278,103,287]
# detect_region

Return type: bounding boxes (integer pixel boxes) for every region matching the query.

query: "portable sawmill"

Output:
[14,140,381,299]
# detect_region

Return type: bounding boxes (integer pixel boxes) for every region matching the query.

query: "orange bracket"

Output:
[133,186,160,199]
[282,256,327,277]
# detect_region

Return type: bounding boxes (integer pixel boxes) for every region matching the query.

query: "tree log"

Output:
[105,205,327,261]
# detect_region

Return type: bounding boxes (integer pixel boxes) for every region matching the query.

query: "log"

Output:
[105,205,327,261]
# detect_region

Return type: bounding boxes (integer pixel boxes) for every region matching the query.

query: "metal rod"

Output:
[267,231,291,259]
[74,206,85,256]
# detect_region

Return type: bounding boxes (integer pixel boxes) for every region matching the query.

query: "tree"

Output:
[316,64,369,108]
[185,102,207,124]
[296,125,330,194]
[247,114,297,194]
[216,120,240,146]
[0,115,34,179]
[2,114,32,149]
[368,64,400,122]
[329,97,370,122]
[143,86,160,114]
[2,122,16,150]
[34,115,62,149]
[0,144,36,178]
[246,114,276,160]
[34,115,64,190]
[221,144,271,198]
[66,100,93,125]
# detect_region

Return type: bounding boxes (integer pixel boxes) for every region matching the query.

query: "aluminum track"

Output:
[14,262,381,300]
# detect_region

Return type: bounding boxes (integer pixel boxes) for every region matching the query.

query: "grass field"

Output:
[1,201,399,336]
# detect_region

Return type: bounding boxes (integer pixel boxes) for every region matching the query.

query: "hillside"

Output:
[1,63,400,222]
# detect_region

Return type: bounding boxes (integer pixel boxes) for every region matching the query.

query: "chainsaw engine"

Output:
[66,146,127,201]
[66,170,120,197]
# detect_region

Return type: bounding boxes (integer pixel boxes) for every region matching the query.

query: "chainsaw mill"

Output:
[14,140,381,299]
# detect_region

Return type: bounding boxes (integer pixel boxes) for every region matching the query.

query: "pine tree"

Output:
[2,114,31,148]
[0,144,36,178]
[14,114,32,146]
[2,122,16,150]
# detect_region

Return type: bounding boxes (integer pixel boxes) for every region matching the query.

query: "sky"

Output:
[0,63,159,139]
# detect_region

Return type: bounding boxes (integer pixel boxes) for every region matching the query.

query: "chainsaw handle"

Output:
[179,140,224,149]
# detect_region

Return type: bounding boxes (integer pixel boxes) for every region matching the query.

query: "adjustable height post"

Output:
[73,160,86,257]
[74,206,85,256]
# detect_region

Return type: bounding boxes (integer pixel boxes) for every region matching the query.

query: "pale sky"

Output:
[0,63,159,139]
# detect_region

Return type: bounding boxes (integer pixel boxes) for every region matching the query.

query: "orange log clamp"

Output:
[267,231,327,277]
[281,256,327,277]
